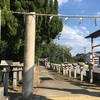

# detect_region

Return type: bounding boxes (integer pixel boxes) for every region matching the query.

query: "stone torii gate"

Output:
[7,11,100,100]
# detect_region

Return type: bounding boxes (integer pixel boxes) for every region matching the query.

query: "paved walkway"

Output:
[33,66,100,100]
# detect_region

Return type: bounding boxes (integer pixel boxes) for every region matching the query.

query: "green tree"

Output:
[0,0,23,60]
[72,54,85,63]
[40,42,72,64]
[1,0,63,61]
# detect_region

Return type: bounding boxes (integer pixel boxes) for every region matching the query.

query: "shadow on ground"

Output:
[40,77,53,81]
[33,95,53,100]
[43,68,100,97]
[8,92,21,100]
[38,86,100,97]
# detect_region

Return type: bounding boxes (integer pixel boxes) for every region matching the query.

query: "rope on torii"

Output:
[7,11,100,25]
[0,10,100,40]
[8,11,100,18]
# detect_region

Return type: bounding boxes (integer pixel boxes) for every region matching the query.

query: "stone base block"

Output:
[0,87,10,100]
[0,87,4,97]
[0,96,9,100]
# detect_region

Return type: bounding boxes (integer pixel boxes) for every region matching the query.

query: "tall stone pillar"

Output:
[22,12,36,100]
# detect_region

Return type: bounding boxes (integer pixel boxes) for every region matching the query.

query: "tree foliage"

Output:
[0,0,63,61]
[40,42,72,63]
[72,54,85,63]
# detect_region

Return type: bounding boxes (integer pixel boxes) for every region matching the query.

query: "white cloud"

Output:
[55,25,91,56]
[75,0,82,2]
[97,12,100,15]
[80,26,89,34]
[57,0,69,7]
[57,0,83,7]
[80,10,85,13]
[78,0,82,1]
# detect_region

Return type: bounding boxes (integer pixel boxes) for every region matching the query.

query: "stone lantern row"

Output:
[62,63,77,79]
[50,62,93,83]
[50,63,61,73]
[0,60,23,96]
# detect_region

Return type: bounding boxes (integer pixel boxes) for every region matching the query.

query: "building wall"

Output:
[86,53,99,66]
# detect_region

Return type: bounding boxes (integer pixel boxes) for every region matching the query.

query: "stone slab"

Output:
[0,96,10,100]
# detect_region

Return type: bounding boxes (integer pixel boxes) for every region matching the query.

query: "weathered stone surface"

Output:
[0,60,12,66]
[2,67,10,96]
[0,87,4,97]
[78,62,84,66]
[72,63,77,66]
[0,87,9,100]
[68,64,72,67]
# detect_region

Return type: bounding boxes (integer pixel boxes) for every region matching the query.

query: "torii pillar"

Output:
[22,12,36,100]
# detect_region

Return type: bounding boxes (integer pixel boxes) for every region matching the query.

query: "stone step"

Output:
[0,96,9,100]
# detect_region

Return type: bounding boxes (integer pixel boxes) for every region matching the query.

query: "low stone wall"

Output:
[86,71,100,81]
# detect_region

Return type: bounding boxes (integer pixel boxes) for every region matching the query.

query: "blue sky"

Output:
[55,0,100,56]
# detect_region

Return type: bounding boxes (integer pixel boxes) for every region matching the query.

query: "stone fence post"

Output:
[64,61,68,76]
[12,67,18,90]
[63,66,66,75]
[11,62,19,90]
[55,64,57,72]
[56,64,58,72]
[65,66,69,76]
[89,62,93,83]
[0,60,12,96]
[53,64,56,71]
[72,63,77,79]
[68,64,72,78]
[58,64,61,74]
[50,63,53,69]
[18,63,23,81]
[78,62,84,81]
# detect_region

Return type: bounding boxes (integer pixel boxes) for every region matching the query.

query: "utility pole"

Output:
[91,38,94,70]
[22,12,36,100]
[63,49,64,63]
[84,47,86,54]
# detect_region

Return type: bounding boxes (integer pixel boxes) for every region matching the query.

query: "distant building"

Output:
[86,51,100,66]
[76,53,84,58]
